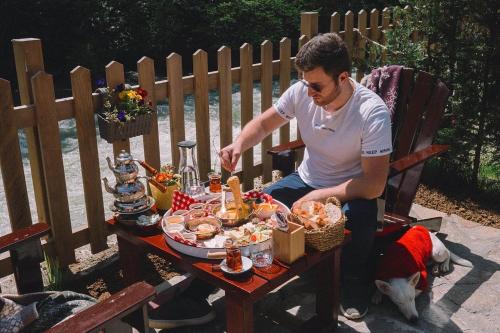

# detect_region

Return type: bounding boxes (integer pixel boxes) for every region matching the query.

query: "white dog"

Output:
[372,225,472,321]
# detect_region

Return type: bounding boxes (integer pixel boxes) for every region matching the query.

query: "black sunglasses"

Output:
[300,79,323,93]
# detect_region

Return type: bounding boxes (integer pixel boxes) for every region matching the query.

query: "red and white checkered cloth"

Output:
[243,190,273,203]
[171,191,199,212]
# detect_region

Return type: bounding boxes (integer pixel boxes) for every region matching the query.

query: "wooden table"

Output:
[108,219,351,333]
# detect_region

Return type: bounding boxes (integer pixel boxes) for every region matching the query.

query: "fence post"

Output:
[0,79,33,230]
[300,12,319,39]
[356,10,368,82]
[369,9,380,63]
[260,40,273,184]
[31,71,75,266]
[166,53,186,169]
[217,46,232,182]
[330,12,340,33]
[240,43,254,191]
[71,66,107,254]
[344,11,354,60]
[380,7,391,64]
[193,49,211,181]
[279,37,291,145]
[105,61,130,157]
[138,57,161,174]
[11,38,49,225]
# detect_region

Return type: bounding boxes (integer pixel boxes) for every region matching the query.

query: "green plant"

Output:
[101,84,153,124]
[44,252,65,290]
[362,2,499,192]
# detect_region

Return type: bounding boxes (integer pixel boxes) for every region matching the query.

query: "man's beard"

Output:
[313,85,342,107]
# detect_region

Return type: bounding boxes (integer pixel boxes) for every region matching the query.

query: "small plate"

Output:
[220,256,253,275]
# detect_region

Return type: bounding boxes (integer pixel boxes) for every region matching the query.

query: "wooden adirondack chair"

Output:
[268,68,451,234]
[0,223,156,332]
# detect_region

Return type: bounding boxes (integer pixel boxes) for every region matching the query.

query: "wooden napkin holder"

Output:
[273,221,305,264]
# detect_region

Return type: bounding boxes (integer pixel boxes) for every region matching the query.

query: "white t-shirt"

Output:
[274,78,392,189]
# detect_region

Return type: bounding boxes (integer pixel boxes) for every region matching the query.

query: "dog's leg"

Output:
[430,232,451,274]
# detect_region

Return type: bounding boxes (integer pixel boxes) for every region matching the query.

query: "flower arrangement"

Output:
[101,84,153,124]
[154,164,182,187]
[150,164,182,210]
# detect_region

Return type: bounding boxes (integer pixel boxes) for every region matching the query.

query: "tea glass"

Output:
[187,185,205,198]
[208,172,222,193]
[225,241,243,272]
[250,241,273,268]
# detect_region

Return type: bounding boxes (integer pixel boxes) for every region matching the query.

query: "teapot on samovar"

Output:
[103,150,167,213]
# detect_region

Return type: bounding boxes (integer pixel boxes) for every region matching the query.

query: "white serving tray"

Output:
[162,197,290,260]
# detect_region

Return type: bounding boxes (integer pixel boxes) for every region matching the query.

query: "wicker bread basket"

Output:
[289,197,345,251]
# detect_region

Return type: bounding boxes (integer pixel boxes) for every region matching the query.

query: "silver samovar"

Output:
[103,150,166,214]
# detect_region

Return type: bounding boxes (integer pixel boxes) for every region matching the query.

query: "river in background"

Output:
[0,80,299,235]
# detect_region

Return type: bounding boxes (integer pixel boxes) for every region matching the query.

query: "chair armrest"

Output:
[267,139,305,155]
[389,144,449,178]
[384,212,416,225]
[46,281,156,333]
[0,222,50,253]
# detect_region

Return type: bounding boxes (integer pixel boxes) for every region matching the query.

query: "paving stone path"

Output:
[159,204,500,333]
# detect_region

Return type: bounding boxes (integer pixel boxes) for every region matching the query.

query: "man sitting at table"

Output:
[219,32,392,319]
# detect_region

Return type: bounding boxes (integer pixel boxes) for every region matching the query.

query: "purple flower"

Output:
[96,78,105,87]
[115,83,125,92]
[117,111,126,121]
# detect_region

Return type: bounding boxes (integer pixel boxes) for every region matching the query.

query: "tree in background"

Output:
[371,1,499,192]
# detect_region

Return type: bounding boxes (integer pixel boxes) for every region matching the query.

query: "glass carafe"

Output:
[178,140,201,194]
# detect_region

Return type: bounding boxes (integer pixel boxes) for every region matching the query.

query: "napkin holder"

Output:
[272,221,305,264]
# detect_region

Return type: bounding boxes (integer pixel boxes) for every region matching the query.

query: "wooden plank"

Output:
[225,292,254,333]
[330,12,340,33]
[356,10,368,82]
[240,43,254,191]
[0,224,114,278]
[0,79,33,229]
[279,37,291,145]
[11,59,300,130]
[369,9,380,63]
[193,49,211,181]
[344,11,354,58]
[391,68,414,147]
[138,57,161,175]
[381,7,391,63]
[31,71,75,266]
[369,9,381,42]
[296,35,308,164]
[300,12,318,39]
[70,66,107,253]
[105,61,130,157]
[47,281,156,333]
[260,40,273,184]
[217,46,233,182]
[166,53,186,168]
[0,223,49,253]
[414,80,450,151]
[394,72,434,160]
[11,38,49,225]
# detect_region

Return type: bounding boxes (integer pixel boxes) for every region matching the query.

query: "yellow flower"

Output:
[126,91,137,99]
[118,91,128,100]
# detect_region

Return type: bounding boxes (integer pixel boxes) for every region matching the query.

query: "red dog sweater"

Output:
[376,225,433,290]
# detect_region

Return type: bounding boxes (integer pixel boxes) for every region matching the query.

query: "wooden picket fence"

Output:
[0,9,397,278]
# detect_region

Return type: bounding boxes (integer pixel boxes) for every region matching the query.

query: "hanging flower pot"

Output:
[96,84,155,143]
[97,112,153,143]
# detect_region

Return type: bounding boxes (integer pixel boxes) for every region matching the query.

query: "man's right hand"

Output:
[219,142,242,172]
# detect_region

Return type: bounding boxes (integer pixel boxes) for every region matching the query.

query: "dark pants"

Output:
[264,172,378,281]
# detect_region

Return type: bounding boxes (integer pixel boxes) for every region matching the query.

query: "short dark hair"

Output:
[295,33,351,81]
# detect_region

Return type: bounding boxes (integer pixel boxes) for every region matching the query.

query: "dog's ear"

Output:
[408,272,420,288]
[375,280,391,295]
